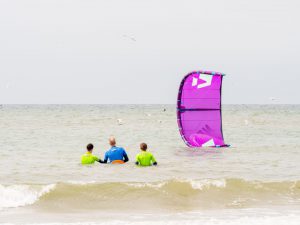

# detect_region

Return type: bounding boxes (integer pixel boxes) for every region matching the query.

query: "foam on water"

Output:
[125,179,226,190]
[0,184,55,210]
[189,179,226,190]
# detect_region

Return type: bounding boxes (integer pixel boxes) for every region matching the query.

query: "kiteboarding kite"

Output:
[177,70,229,148]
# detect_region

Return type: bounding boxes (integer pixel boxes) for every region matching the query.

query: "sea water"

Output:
[0,105,299,225]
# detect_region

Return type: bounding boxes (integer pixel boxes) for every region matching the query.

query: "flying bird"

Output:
[122,34,136,42]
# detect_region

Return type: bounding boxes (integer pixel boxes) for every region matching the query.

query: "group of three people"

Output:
[81,137,157,166]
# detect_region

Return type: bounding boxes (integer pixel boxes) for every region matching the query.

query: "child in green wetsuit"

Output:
[135,143,157,166]
[81,143,101,164]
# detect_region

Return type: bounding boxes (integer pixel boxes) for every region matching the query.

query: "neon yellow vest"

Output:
[135,151,156,166]
[81,152,99,164]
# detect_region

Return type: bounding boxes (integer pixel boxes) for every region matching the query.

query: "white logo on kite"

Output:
[192,74,213,89]
[202,138,215,147]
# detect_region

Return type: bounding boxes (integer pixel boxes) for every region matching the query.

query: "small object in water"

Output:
[117,119,123,125]
[146,113,151,117]
[269,97,276,101]
[163,108,166,112]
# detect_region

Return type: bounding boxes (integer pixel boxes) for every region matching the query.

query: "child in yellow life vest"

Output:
[81,143,101,164]
[135,143,157,166]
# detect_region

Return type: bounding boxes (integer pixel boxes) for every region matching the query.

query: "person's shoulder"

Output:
[118,146,126,152]
[92,154,98,159]
[148,152,155,158]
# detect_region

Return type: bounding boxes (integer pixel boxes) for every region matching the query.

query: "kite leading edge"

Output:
[177,70,229,148]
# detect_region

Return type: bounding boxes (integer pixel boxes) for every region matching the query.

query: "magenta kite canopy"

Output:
[177,70,229,148]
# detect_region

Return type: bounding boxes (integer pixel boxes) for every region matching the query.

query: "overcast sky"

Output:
[0,0,299,104]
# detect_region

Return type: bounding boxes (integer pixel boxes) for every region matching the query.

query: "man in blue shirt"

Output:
[101,137,129,164]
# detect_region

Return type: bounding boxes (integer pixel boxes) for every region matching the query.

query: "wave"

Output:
[1,179,300,211]
[0,184,55,210]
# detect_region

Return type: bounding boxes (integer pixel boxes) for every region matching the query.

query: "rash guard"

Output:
[135,151,157,166]
[81,152,100,164]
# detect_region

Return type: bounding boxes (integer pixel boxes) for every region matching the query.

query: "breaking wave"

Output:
[1,179,300,211]
[0,184,55,210]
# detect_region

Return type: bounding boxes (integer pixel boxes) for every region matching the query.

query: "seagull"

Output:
[122,34,136,42]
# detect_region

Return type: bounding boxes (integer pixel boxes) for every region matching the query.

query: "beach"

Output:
[0,104,300,224]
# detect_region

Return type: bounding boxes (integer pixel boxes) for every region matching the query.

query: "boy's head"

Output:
[87,143,94,152]
[140,143,147,151]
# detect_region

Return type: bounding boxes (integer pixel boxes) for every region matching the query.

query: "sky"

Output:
[0,0,299,104]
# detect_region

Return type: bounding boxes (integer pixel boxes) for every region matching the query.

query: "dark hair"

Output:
[87,143,94,151]
[140,143,147,151]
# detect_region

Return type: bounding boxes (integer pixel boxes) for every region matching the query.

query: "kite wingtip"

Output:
[190,70,226,76]
[215,144,231,148]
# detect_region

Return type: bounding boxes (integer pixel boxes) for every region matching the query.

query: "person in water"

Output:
[81,143,101,164]
[135,143,157,166]
[101,137,129,164]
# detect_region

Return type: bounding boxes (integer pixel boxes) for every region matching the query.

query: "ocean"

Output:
[0,105,299,225]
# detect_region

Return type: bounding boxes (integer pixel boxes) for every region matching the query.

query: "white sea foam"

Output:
[66,181,97,185]
[125,179,227,190]
[189,179,226,190]
[125,181,167,189]
[0,184,55,210]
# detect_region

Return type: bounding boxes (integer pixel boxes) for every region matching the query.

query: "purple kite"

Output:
[177,70,229,148]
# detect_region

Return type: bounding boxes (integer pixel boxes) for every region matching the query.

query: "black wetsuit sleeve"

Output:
[135,161,139,165]
[123,154,129,163]
[153,162,157,166]
[98,159,108,164]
